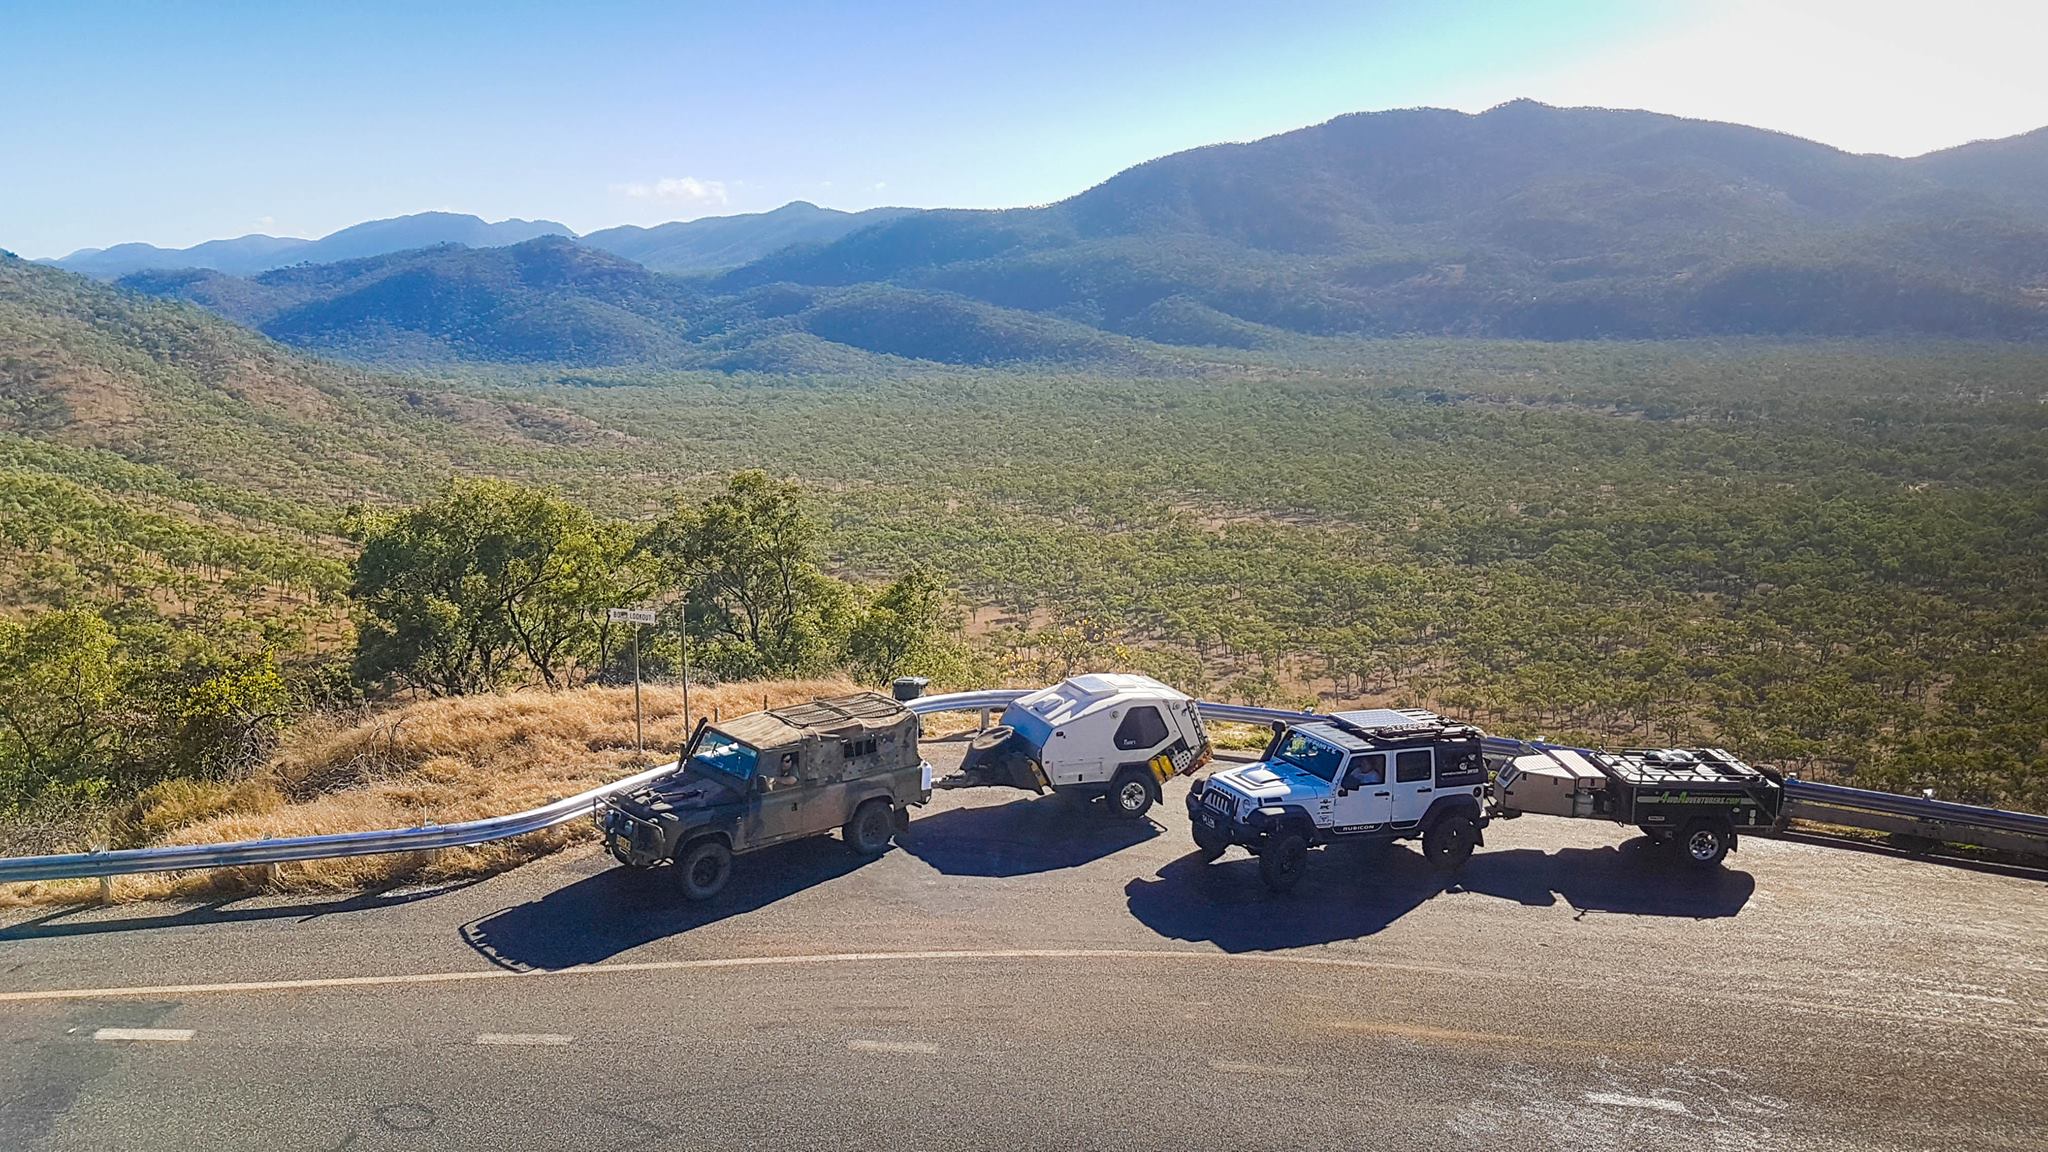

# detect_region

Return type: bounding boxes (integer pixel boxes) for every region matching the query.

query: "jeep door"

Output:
[1389,748,1436,827]
[1330,752,1390,831]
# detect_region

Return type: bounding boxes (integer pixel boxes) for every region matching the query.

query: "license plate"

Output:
[1202,812,1221,829]
[611,834,633,856]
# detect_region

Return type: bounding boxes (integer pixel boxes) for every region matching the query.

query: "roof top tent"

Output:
[960,673,1212,819]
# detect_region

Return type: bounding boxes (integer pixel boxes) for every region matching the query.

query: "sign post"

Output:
[609,607,658,754]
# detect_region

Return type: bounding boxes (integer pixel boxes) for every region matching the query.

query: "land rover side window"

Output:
[1395,749,1432,783]
[1114,706,1170,750]
[1344,753,1385,788]
[841,737,878,758]
[691,731,758,781]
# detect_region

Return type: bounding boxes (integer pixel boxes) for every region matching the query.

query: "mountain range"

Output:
[59,101,2048,367]
[47,202,910,280]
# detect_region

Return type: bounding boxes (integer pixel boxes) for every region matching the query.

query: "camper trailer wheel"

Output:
[1108,770,1155,820]
[1682,820,1732,868]
[676,838,733,901]
[844,799,896,857]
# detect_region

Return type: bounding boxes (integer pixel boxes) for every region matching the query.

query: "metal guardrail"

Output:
[4,687,2042,884]
[0,689,1029,886]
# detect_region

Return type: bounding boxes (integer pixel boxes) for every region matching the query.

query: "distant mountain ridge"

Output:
[52,212,574,279]
[107,101,2048,366]
[48,202,915,281]
[579,202,918,274]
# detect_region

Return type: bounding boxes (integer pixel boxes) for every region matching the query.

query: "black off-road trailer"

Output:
[1493,743,1784,867]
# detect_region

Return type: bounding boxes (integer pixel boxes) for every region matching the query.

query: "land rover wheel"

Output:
[844,799,896,857]
[1258,833,1308,893]
[1423,814,1478,871]
[1108,770,1155,820]
[1191,822,1229,863]
[676,838,733,901]
[1682,820,1732,868]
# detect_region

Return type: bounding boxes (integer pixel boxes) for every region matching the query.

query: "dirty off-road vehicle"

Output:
[599,693,931,899]
[957,674,1212,819]
[1187,709,1490,892]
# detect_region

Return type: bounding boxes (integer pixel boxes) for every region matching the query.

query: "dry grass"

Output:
[2,678,860,908]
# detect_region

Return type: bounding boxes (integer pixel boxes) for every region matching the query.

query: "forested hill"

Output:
[113,101,2048,367]
[724,100,2048,342]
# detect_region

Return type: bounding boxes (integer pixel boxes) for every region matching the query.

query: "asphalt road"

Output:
[3,742,2045,1151]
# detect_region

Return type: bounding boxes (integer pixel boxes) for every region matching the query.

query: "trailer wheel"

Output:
[1423,814,1478,871]
[1192,823,1229,863]
[843,800,896,857]
[1107,770,1155,820]
[1258,833,1308,893]
[676,838,733,901]
[1681,821,1731,868]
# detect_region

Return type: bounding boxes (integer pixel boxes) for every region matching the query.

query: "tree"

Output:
[643,471,855,680]
[0,609,119,804]
[846,568,964,684]
[347,480,646,695]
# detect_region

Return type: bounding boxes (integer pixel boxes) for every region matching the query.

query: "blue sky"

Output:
[3,0,2044,258]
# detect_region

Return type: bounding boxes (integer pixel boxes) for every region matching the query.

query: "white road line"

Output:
[92,1027,193,1042]
[1208,1059,1305,1075]
[475,1033,574,1046]
[1585,1092,1689,1114]
[0,949,1475,1005]
[847,1039,939,1054]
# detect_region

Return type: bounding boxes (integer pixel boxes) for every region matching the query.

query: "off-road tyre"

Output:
[1423,814,1478,871]
[844,799,896,857]
[676,837,733,901]
[1191,822,1229,863]
[1681,820,1732,868]
[1107,769,1156,821]
[1258,832,1309,893]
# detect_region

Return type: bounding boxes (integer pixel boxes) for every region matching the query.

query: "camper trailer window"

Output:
[1113,706,1170,750]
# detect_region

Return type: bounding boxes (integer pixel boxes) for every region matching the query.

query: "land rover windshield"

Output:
[690,729,759,782]
[1272,732,1345,782]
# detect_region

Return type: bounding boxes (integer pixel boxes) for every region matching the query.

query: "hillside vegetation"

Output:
[3,179,2045,863]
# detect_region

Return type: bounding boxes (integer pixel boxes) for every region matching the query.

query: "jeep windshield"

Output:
[689,729,759,782]
[1272,732,1345,782]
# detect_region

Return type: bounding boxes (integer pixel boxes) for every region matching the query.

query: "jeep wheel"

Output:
[1191,823,1229,863]
[1107,770,1155,820]
[844,800,896,857]
[1681,821,1732,868]
[1258,833,1308,893]
[1423,814,1478,871]
[676,838,733,901]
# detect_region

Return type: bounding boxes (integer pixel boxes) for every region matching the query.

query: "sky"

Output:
[3,0,2045,258]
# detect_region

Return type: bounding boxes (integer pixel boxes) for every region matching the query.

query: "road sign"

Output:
[609,608,658,625]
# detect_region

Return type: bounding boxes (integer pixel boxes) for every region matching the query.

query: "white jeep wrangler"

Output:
[1186,709,1490,892]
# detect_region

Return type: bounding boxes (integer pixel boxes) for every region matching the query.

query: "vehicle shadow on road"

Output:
[1124,837,1754,952]
[459,838,877,971]
[0,879,483,942]
[895,792,1160,878]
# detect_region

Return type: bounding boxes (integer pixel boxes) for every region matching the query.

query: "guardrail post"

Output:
[978,707,991,732]
[98,873,112,904]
